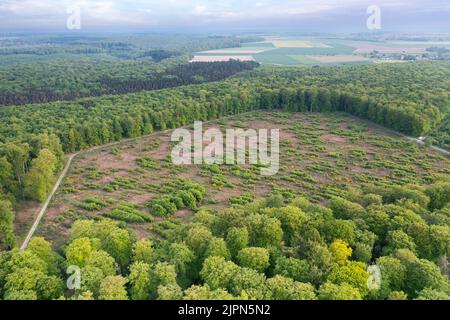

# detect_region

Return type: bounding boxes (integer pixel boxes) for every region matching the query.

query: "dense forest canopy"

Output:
[0,59,258,105]
[1,181,449,300]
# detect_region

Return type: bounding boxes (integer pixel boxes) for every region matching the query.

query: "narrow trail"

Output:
[347,114,450,156]
[20,152,79,251]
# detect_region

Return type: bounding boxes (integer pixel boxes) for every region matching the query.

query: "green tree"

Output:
[73,291,95,300]
[98,276,128,300]
[387,291,408,300]
[157,284,183,300]
[128,261,151,300]
[304,242,334,285]
[376,256,407,293]
[267,275,317,300]
[4,268,44,299]
[0,199,15,250]
[168,242,195,276]
[0,143,29,189]
[36,275,64,300]
[236,247,270,273]
[229,267,267,299]
[406,259,448,298]
[103,228,133,268]
[226,227,249,257]
[185,225,213,257]
[66,237,93,268]
[329,239,352,265]
[415,288,450,300]
[150,262,178,298]
[248,215,283,248]
[4,289,38,300]
[383,230,417,255]
[327,261,369,297]
[86,250,118,276]
[200,256,239,290]
[318,282,363,300]
[330,197,365,220]
[27,237,60,275]
[79,266,105,298]
[264,205,308,245]
[204,237,231,260]
[24,149,57,202]
[183,284,235,300]
[6,250,47,273]
[132,238,154,264]
[425,183,450,210]
[274,256,311,283]
[28,133,64,169]
[0,157,17,196]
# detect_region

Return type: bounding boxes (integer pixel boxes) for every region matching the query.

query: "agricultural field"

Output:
[31,111,450,247]
[190,55,256,62]
[271,40,331,48]
[194,38,360,66]
[194,37,450,66]
[288,55,371,66]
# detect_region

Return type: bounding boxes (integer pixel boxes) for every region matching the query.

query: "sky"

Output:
[0,0,449,33]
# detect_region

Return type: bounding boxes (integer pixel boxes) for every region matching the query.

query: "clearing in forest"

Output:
[28,112,449,247]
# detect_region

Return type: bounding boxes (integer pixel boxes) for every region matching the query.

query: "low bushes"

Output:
[78,197,113,211]
[104,202,153,223]
[148,180,206,217]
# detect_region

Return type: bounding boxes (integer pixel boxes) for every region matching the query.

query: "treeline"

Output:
[0,34,263,60]
[98,60,259,95]
[0,60,258,106]
[0,65,442,156]
[428,116,450,149]
[0,181,448,300]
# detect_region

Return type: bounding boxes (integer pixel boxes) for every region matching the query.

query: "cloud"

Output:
[0,0,448,32]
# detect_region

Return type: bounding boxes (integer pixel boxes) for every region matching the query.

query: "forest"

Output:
[0,34,263,105]
[0,59,258,105]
